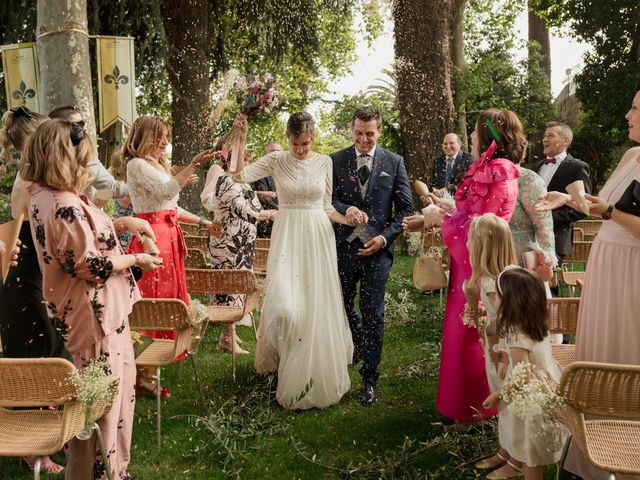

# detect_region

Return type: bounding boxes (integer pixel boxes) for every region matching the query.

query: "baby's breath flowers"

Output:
[189,298,210,329]
[68,355,119,440]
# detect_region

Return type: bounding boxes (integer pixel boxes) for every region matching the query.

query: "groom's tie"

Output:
[357,154,372,197]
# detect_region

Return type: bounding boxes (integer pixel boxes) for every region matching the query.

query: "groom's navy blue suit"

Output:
[331,145,413,386]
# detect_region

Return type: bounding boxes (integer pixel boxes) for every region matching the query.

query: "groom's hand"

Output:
[346,207,368,226]
[358,236,385,256]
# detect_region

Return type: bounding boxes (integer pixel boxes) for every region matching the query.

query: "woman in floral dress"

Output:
[201,151,276,353]
[21,119,162,479]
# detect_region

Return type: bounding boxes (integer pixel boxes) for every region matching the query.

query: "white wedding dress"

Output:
[234,151,353,409]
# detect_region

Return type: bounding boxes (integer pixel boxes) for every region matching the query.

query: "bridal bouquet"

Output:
[68,355,119,440]
[210,69,281,171]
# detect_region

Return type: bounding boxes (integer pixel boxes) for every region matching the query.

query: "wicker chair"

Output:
[0,357,116,480]
[556,362,640,479]
[574,219,602,239]
[573,227,584,242]
[564,241,593,263]
[548,297,580,369]
[254,248,269,275]
[558,266,586,297]
[255,238,270,250]
[185,247,209,269]
[128,298,206,447]
[180,222,207,237]
[184,235,209,253]
[185,268,260,382]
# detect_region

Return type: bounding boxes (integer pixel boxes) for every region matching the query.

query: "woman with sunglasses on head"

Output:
[21,118,163,479]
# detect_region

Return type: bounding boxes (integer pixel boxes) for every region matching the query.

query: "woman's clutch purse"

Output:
[614,180,640,217]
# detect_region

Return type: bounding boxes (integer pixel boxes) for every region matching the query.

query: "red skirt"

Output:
[128,209,189,358]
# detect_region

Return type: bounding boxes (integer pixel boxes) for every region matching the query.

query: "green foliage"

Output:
[461,0,555,136]
[532,0,640,187]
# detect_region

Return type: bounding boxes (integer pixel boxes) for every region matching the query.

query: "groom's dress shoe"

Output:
[359,384,377,406]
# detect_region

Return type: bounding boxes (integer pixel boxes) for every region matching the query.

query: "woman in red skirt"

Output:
[114,116,218,396]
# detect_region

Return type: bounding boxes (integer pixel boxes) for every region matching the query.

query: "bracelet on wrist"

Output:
[132,253,139,265]
[198,217,206,227]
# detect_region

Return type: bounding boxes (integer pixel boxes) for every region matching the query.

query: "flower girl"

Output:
[466,213,517,472]
[482,267,567,480]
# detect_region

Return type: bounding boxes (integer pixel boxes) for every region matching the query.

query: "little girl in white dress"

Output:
[482,267,568,480]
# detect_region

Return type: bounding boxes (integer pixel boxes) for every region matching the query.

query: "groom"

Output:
[331,106,413,406]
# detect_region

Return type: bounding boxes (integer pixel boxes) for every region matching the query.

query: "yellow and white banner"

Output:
[96,36,136,132]
[1,43,40,112]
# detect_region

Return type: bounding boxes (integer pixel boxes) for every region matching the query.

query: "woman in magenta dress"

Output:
[409,109,525,430]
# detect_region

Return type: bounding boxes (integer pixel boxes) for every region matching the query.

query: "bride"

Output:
[231,112,359,409]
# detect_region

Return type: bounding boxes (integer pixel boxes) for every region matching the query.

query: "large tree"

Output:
[393,0,456,183]
[534,0,640,187]
[36,0,97,137]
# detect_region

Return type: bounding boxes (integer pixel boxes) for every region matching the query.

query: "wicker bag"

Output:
[413,228,448,292]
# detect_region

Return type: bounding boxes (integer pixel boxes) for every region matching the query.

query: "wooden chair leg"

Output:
[156,367,161,448]
[251,312,258,340]
[232,346,236,383]
[555,433,572,480]
[94,422,114,480]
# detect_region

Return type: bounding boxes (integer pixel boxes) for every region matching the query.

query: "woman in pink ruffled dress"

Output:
[407,109,525,430]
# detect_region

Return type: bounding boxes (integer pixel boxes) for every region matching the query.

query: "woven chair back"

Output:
[254,248,268,275]
[256,238,270,250]
[0,357,77,408]
[185,268,258,296]
[547,297,580,334]
[565,241,592,263]
[558,362,640,419]
[572,228,584,242]
[180,222,206,236]
[128,298,191,331]
[575,219,602,238]
[185,235,209,253]
[185,248,209,269]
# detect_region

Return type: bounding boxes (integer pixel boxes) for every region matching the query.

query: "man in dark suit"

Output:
[251,142,281,237]
[331,106,413,406]
[430,133,474,195]
[531,121,592,264]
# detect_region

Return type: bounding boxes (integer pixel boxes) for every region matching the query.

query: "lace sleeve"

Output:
[201,163,224,211]
[323,155,337,216]
[127,158,180,201]
[232,152,276,183]
[520,171,557,265]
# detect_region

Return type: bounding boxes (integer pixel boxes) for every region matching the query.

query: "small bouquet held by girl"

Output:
[210,70,281,171]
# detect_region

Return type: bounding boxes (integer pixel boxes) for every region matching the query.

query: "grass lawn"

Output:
[0,256,574,479]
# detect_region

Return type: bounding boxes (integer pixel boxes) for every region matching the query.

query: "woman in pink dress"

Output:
[21,119,162,479]
[407,109,524,430]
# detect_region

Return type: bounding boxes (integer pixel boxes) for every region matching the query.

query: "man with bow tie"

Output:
[331,106,413,406]
[531,121,592,265]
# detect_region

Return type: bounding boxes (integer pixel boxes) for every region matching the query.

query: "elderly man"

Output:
[531,121,592,264]
[430,133,473,196]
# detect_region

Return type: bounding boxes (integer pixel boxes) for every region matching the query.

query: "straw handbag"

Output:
[413,228,448,292]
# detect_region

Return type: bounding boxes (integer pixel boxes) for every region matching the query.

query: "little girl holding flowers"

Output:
[481,267,567,480]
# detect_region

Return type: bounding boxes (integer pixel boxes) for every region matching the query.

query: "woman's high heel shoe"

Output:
[486,460,523,479]
[136,375,171,399]
[21,456,64,474]
[218,335,249,354]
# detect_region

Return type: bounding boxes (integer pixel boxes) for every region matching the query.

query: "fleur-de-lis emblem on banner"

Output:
[104,65,129,90]
[11,80,36,105]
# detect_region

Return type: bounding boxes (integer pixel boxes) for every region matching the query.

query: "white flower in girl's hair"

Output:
[502,362,564,421]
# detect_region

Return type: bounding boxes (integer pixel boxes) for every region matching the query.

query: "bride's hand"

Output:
[402,214,425,232]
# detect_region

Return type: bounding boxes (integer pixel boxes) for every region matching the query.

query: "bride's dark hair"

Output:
[286,111,315,138]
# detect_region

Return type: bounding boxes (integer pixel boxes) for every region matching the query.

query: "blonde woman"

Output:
[114,115,218,396]
[21,118,162,479]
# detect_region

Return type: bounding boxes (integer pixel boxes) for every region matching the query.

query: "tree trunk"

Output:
[36,0,97,139]
[527,2,551,163]
[393,0,455,184]
[450,0,469,150]
[164,0,212,214]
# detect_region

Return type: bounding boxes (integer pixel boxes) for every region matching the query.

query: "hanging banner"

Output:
[1,43,40,112]
[96,36,136,133]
